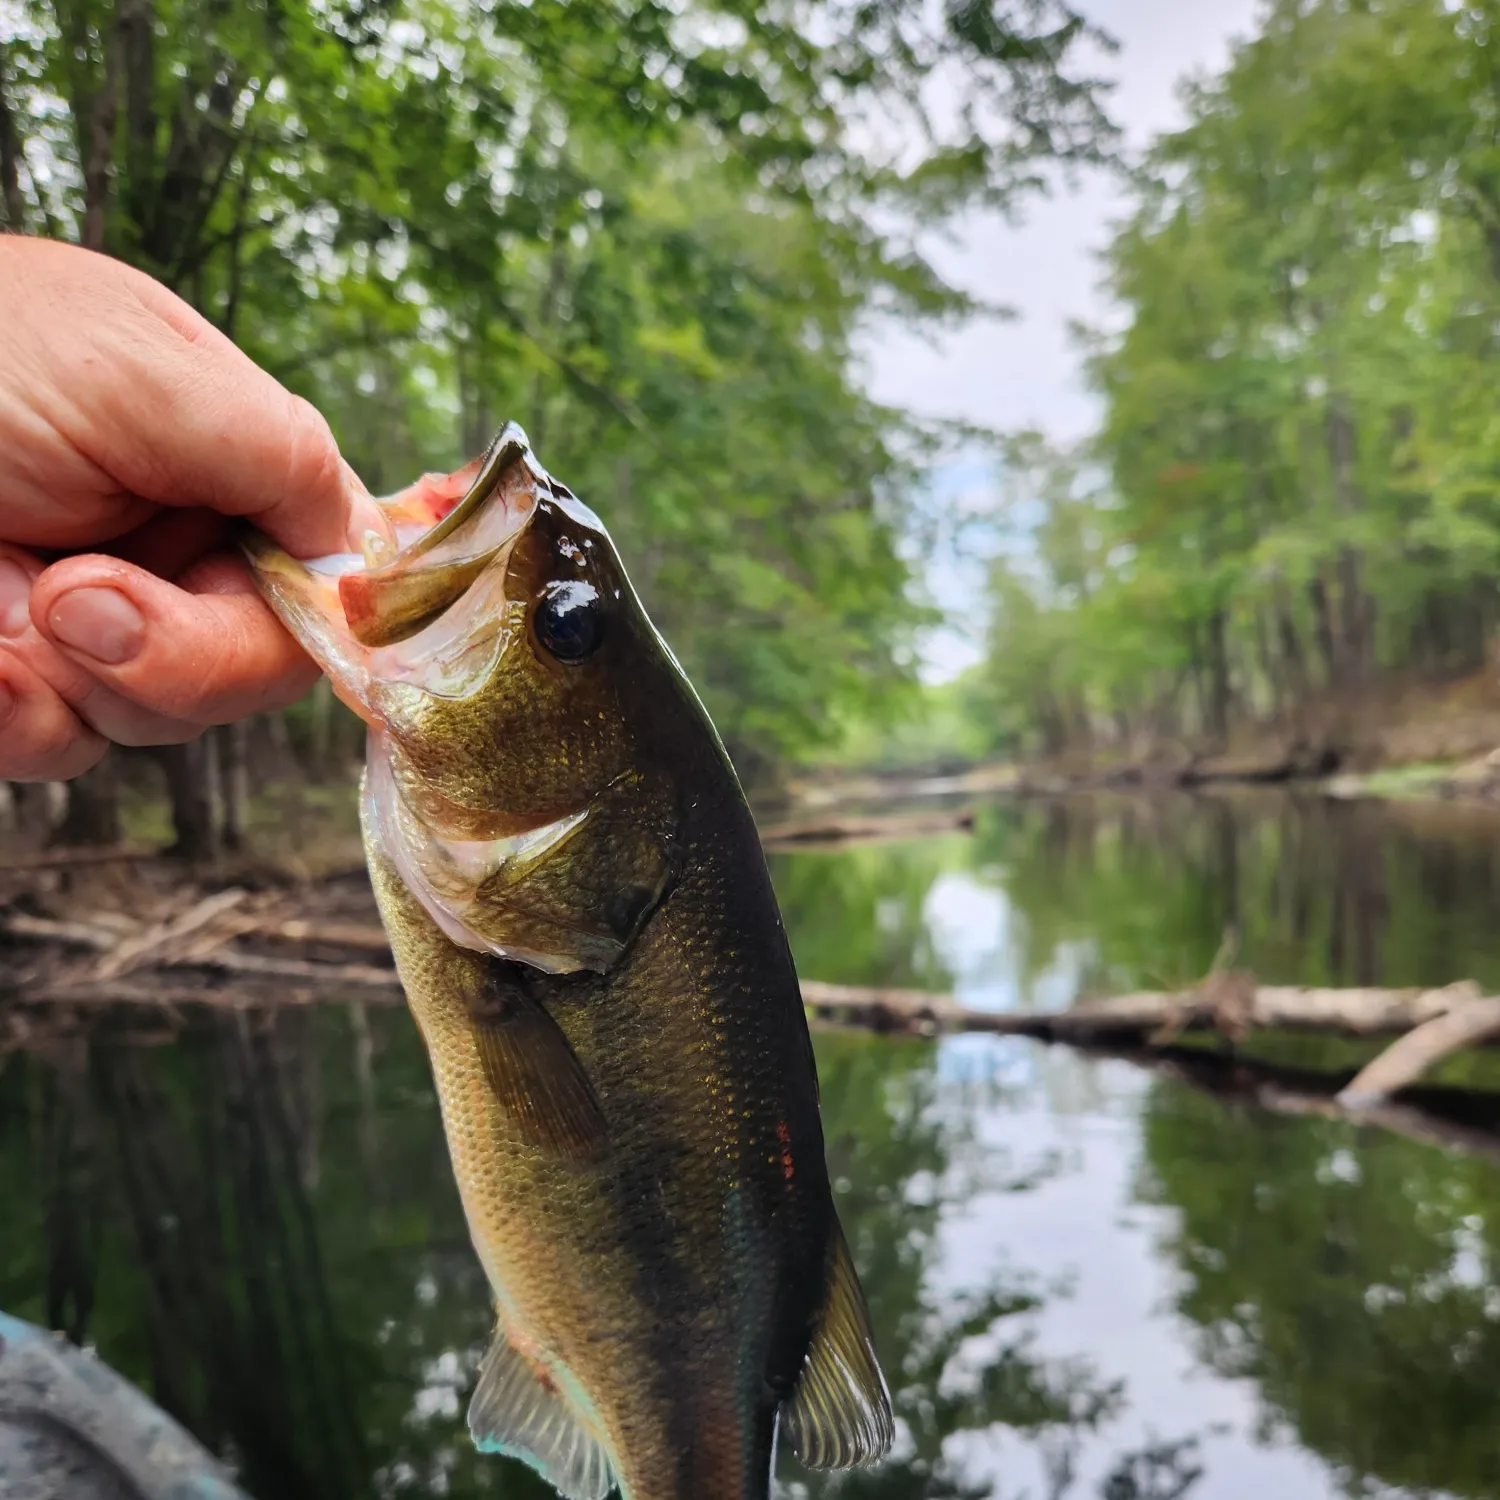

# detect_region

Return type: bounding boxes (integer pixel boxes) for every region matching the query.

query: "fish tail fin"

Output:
[780,1213,895,1469]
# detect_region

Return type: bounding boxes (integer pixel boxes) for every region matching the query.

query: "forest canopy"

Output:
[971,0,1500,762]
[0,0,1114,843]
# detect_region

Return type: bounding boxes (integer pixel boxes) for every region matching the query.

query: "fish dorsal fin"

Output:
[469,1325,616,1500]
[782,1217,895,1470]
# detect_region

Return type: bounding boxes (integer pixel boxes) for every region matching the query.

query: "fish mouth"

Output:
[242,423,543,718]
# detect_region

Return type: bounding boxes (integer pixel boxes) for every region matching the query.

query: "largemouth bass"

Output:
[242,426,893,1500]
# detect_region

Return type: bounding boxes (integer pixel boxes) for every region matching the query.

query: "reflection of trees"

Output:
[975,793,1500,998]
[0,1005,1128,1500]
[1097,1435,1205,1500]
[0,1008,554,1500]
[1141,1076,1500,1498]
[786,1032,1122,1499]
[32,789,1500,1500]
[770,839,959,992]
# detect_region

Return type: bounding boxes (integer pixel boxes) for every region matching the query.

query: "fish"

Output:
[241,424,894,1500]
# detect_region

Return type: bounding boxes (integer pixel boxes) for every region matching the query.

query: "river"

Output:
[2,790,1499,1499]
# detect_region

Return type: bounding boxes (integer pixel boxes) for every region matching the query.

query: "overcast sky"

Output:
[860,0,1266,678]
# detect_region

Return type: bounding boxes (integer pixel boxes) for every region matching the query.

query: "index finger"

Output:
[1,238,388,558]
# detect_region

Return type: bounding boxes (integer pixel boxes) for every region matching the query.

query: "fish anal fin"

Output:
[470,981,607,1159]
[469,1325,615,1500]
[782,1216,895,1470]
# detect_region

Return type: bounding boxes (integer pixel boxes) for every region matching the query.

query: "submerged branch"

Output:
[1338,998,1500,1107]
[2,901,1497,1107]
[1100,1043,1500,1169]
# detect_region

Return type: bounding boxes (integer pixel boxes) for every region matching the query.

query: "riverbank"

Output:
[795,667,1500,811]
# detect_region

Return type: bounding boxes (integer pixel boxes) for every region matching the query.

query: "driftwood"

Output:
[4,903,1500,1107]
[91,888,251,980]
[800,976,1489,1039]
[1337,997,1500,1106]
[0,912,399,999]
[756,808,975,847]
[800,976,1500,1105]
[0,844,164,872]
[251,918,395,951]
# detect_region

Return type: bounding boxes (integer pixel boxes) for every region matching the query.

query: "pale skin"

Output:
[0,236,390,781]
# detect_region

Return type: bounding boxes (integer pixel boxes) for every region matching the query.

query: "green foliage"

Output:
[0,0,1114,778]
[972,0,1500,762]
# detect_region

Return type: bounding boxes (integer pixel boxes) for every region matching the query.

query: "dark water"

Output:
[4,791,1500,1499]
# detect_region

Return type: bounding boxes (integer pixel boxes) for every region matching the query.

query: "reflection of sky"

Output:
[902,840,1401,1499]
[924,1040,1351,1500]
[924,869,1094,1015]
[873,0,1265,684]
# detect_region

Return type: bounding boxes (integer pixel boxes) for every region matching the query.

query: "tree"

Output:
[2,0,1117,840]
[972,0,1500,765]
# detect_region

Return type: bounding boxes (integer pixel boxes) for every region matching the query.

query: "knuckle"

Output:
[0,702,101,780]
[54,736,108,780]
[281,395,343,509]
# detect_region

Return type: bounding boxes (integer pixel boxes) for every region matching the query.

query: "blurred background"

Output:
[4,0,1126,852]
[8,0,1500,852]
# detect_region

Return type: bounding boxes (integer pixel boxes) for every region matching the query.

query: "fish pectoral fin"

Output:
[782,1215,895,1470]
[470,981,607,1159]
[469,1325,616,1500]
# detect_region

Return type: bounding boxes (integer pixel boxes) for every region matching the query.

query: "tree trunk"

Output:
[1205,606,1231,742]
[1309,574,1339,688]
[0,48,29,231]
[116,0,156,250]
[157,740,219,860]
[56,757,122,845]
[1327,395,1375,685]
[458,336,493,459]
[1252,606,1280,718]
[263,706,295,778]
[79,8,122,253]
[219,721,248,851]
[310,677,334,776]
[11,782,57,845]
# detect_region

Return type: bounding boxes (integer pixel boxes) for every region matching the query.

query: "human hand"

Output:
[0,237,386,780]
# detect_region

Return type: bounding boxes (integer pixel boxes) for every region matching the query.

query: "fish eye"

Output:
[533,579,604,663]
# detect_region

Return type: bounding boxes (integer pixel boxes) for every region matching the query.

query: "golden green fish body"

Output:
[372,788,824,1496]
[245,425,891,1500]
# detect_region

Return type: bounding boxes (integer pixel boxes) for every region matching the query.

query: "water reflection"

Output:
[2,792,1500,1498]
[1143,1081,1500,1498]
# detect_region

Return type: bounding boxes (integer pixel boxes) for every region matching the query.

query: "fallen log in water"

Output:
[6,906,1500,1105]
[800,975,1500,1103]
[756,807,976,847]
[800,975,1490,1039]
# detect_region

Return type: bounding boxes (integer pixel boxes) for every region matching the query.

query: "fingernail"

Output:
[346,494,395,554]
[0,682,15,727]
[48,588,145,665]
[0,561,32,638]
